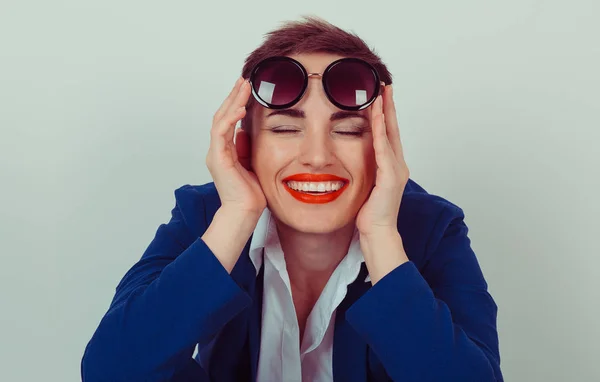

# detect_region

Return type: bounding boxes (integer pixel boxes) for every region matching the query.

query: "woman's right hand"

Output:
[205,77,266,217]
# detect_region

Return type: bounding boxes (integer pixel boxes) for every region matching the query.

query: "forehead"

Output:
[288,52,346,73]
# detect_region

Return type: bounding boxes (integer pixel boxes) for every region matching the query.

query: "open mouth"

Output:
[282,175,349,204]
[286,180,345,193]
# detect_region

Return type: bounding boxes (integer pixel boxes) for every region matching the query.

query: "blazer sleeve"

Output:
[81,187,252,382]
[345,205,503,382]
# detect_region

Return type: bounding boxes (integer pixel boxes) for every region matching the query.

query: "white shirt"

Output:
[249,208,370,382]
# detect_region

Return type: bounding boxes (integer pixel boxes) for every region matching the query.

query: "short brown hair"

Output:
[241,16,392,131]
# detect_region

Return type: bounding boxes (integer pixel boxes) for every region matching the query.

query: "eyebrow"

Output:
[266,109,368,122]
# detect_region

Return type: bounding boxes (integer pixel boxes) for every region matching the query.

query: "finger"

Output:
[220,80,251,141]
[371,96,396,176]
[211,106,246,154]
[210,80,247,149]
[227,80,252,115]
[212,79,250,141]
[382,85,405,162]
[213,77,244,123]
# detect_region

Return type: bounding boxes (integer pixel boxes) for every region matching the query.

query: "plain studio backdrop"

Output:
[1,0,599,381]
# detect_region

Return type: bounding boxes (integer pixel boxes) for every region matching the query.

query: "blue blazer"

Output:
[81,179,503,381]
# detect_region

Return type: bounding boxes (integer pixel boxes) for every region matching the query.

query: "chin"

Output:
[277,208,356,235]
[291,221,342,235]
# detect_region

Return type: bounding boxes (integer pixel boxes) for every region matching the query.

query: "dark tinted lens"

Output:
[252,59,305,106]
[325,60,378,108]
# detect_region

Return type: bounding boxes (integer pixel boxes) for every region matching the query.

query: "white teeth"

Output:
[286,181,345,192]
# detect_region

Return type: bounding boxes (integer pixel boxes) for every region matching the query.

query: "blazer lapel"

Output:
[207,237,260,381]
[249,257,264,382]
[333,263,372,382]
[207,247,379,381]
[200,186,264,381]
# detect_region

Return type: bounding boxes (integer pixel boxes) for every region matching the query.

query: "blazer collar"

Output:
[225,243,372,382]
[332,262,372,381]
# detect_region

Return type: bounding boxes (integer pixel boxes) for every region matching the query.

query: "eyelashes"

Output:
[269,127,298,133]
[270,127,367,137]
[336,131,364,137]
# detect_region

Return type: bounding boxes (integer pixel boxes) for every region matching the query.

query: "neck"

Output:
[274,219,355,296]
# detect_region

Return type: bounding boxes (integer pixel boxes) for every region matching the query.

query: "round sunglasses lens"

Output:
[325,61,377,108]
[252,59,305,107]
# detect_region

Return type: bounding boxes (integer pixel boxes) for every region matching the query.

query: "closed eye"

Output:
[271,127,300,134]
[335,131,363,136]
[333,125,369,136]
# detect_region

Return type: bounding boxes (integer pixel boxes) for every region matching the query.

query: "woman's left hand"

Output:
[356,85,411,283]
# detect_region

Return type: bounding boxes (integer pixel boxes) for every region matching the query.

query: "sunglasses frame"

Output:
[249,56,385,111]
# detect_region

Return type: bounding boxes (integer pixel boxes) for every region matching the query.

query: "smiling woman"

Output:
[81,16,503,382]
[248,52,379,236]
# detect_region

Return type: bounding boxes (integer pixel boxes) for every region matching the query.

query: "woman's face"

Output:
[250,53,377,234]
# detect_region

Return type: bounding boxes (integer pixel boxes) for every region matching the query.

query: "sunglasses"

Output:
[249,56,385,111]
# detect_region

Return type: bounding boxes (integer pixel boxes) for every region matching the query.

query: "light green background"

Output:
[1,0,599,381]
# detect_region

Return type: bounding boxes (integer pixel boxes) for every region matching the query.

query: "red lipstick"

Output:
[282,173,349,204]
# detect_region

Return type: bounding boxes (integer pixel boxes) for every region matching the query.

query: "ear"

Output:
[235,128,252,171]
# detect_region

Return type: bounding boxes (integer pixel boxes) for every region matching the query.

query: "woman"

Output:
[82,17,502,382]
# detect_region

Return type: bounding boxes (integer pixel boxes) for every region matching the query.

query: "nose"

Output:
[295,74,337,170]
[297,126,336,170]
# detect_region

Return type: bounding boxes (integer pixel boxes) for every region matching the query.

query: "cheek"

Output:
[358,137,377,172]
[338,139,377,182]
[250,137,294,180]
[363,140,377,175]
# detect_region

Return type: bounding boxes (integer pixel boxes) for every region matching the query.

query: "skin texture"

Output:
[204,53,411,341]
